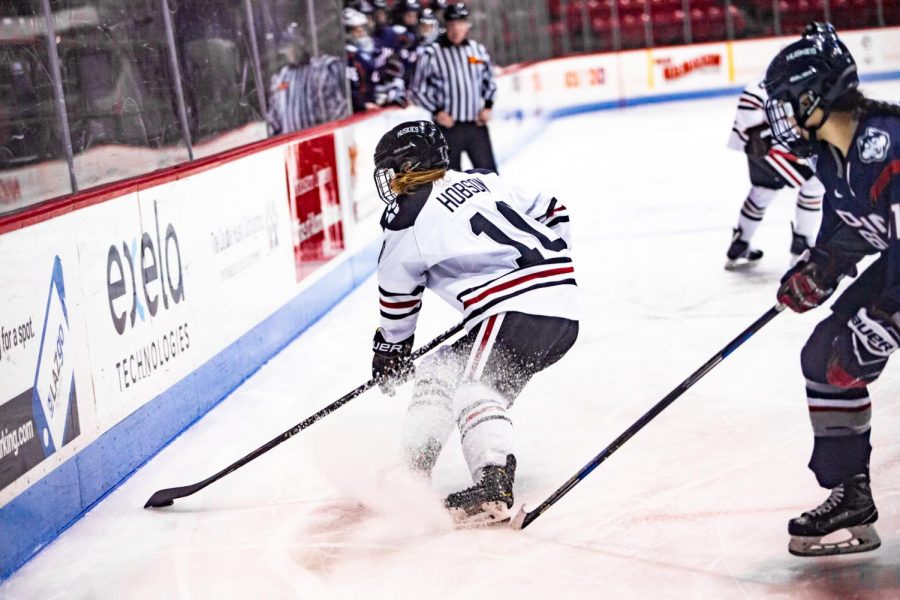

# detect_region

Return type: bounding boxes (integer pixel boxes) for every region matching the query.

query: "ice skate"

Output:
[725,228,763,270]
[789,224,812,266]
[446,455,516,528]
[788,474,881,557]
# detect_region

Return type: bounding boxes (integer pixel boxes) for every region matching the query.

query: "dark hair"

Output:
[830,89,900,117]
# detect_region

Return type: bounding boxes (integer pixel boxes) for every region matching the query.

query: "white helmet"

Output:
[343,7,368,29]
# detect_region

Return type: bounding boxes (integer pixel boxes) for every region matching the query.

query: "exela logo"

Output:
[107,202,185,335]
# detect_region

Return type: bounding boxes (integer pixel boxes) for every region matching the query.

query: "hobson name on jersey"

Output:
[436,178,490,213]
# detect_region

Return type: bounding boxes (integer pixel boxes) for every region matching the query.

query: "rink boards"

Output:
[1,27,898,580]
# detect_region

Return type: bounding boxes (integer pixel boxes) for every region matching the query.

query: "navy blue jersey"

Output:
[346,42,397,112]
[815,113,900,308]
[374,24,401,52]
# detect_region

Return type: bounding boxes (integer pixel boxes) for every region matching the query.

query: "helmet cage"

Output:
[374,167,398,204]
[765,95,820,157]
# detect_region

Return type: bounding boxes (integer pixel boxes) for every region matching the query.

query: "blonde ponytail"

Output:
[391,168,447,196]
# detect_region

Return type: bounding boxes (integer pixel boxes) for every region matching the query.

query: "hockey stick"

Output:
[511,304,785,530]
[144,321,465,508]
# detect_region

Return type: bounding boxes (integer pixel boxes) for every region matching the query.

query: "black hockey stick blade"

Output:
[145,485,200,508]
[510,304,784,530]
[144,321,464,509]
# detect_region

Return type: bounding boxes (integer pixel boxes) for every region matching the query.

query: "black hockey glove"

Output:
[372,329,414,396]
[745,123,773,158]
[827,305,900,388]
[777,249,848,313]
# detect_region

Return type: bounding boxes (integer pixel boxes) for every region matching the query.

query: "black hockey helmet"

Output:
[373,120,449,204]
[803,21,837,39]
[393,0,423,22]
[763,25,858,157]
[443,2,470,21]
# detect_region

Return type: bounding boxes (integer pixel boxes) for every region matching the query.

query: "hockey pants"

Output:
[400,312,578,482]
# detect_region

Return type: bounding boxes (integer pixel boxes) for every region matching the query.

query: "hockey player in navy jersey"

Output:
[369,121,579,526]
[344,8,406,112]
[764,24,900,556]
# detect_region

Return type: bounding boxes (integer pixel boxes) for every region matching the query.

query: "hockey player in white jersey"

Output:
[725,77,825,269]
[370,121,579,526]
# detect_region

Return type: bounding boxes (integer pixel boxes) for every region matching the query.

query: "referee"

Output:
[411,2,498,172]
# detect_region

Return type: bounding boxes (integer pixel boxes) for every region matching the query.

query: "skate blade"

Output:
[788,524,882,557]
[725,257,761,271]
[450,501,511,529]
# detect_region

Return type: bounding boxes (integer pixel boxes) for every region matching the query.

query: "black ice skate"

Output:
[445,455,516,527]
[788,474,881,557]
[725,228,763,270]
[789,224,811,267]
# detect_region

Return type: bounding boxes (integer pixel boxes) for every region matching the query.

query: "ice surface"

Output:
[3,82,900,599]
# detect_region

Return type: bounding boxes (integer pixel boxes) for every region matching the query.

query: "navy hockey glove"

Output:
[372,329,414,396]
[827,306,900,388]
[777,249,844,313]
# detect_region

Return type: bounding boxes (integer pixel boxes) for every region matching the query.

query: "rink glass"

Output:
[1,0,898,214]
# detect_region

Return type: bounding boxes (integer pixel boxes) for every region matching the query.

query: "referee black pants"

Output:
[438,121,498,173]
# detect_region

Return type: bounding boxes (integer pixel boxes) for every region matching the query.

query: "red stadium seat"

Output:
[886,0,900,25]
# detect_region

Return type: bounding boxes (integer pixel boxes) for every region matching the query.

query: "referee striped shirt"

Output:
[411,33,497,123]
[267,56,348,134]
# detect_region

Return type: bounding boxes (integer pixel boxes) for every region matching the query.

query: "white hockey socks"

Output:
[400,348,460,474]
[453,382,514,482]
[736,185,779,242]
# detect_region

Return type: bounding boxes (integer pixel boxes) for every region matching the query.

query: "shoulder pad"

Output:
[464,168,496,176]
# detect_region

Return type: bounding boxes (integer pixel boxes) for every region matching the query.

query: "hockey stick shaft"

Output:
[144,321,464,508]
[512,304,784,529]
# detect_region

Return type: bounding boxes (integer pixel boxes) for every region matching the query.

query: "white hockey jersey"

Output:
[727,79,770,152]
[377,169,578,343]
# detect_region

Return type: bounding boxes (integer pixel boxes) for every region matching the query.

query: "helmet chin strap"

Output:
[796,94,830,151]
[801,107,835,151]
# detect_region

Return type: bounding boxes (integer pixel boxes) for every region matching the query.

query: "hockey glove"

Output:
[777,249,844,313]
[372,329,414,396]
[745,123,773,158]
[827,305,900,388]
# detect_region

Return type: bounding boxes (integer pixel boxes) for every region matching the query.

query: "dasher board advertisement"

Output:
[0,227,92,501]
[285,133,346,282]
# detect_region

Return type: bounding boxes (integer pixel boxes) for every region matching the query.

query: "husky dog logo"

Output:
[857,127,890,164]
[384,200,399,224]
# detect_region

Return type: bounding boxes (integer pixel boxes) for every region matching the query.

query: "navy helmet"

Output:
[393,0,423,21]
[373,121,449,203]
[763,23,858,156]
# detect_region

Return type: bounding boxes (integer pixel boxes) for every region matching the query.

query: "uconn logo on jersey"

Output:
[857,127,890,164]
[436,178,490,213]
[835,209,890,250]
